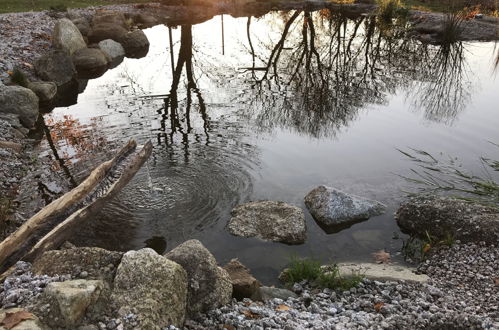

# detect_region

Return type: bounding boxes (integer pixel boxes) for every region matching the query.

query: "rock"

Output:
[0,85,39,128]
[71,18,92,37]
[111,248,187,328]
[32,247,123,283]
[72,48,109,79]
[92,12,128,30]
[258,286,298,302]
[26,81,57,103]
[222,259,260,300]
[0,308,46,330]
[337,263,429,283]
[34,50,77,87]
[133,13,157,28]
[98,39,125,68]
[0,140,22,152]
[396,195,499,244]
[304,185,386,233]
[227,201,306,244]
[41,280,104,328]
[52,18,87,55]
[88,24,128,44]
[165,240,232,317]
[119,30,150,58]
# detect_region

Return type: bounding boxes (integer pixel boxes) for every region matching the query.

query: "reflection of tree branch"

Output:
[41,118,77,188]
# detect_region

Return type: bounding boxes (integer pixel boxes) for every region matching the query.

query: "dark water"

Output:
[40,10,499,284]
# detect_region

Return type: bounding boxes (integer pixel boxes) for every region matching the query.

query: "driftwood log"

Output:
[0,139,153,272]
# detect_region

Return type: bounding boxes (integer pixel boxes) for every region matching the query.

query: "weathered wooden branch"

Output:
[24,141,153,262]
[0,140,152,271]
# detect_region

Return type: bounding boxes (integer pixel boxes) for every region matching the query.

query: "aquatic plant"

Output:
[439,13,464,44]
[402,231,455,263]
[284,256,363,290]
[398,145,499,209]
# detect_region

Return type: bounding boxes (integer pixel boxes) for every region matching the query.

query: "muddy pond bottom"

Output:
[39,10,499,284]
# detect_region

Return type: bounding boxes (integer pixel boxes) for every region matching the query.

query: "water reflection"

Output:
[240,10,474,137]
[39,9,499,279]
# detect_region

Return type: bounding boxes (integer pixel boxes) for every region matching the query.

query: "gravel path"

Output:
[184,243,498,330]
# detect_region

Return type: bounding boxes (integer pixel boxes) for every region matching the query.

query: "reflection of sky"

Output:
[41,13,499,283]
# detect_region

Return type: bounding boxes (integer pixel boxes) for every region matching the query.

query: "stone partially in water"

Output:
[396,195,499,244]
[34,50,77,87]
[304,186,386,233]
[120,30,150,58]
[165,240,232,318]
[111,248,187,328]
[52,18,87,55]
[26,81,57,103]
[72,48,109,79]
[98,39,125,68]
[227,201,306,244]
[222,258,260,301]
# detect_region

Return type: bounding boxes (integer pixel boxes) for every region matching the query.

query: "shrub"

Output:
[377,0,406,22]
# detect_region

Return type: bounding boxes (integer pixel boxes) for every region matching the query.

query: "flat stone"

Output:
[258,286,298,302]
[227,201,306,244]
[337,263,429,283]
[305,185,386,233]
[72,48,109,79]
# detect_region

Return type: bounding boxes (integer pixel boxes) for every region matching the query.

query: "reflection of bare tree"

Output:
[160,24,210,163]
[242,10,472,137]
[409,42,471,124]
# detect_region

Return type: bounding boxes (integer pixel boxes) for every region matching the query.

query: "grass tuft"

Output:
[377,0,408,22]
[10,67,29,87]
[284,256,363,291]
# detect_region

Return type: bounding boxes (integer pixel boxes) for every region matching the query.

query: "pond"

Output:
[39,9,499,284]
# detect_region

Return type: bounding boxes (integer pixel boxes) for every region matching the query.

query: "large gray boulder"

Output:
[304,186,386,233]
[165,240,232,317]
[227,201,306,244]
[98,39,125,68]
[396,195,499,244]
[0,85,39,128]
[120,30,150,58]
[52,18,87,55]
[111,248,187,328]
[72,48,109,79]
[34,50,77,87]
[39,280,104,328]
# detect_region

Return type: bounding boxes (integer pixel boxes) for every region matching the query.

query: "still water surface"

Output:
[41,10,499,283]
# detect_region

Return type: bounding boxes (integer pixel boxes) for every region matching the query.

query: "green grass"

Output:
[283,256,363,291]
[0,0,152,14]
[402,231,455,263]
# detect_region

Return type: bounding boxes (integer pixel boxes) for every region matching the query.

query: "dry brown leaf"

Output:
[372,250,391,264]
[223,325,236,330]
[422,243,431,254]
[495,277,499,286]
[374,302,385,313]
[242,310,261,319]
[275,304,291,311]
[0,310,35,329]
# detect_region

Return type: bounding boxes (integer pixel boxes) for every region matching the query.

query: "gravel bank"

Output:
[184,243,498,330]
